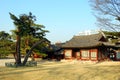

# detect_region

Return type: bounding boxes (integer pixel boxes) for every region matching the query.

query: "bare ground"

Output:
[0,59,120,80]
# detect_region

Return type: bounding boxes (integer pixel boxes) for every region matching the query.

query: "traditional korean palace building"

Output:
[62,32,119,61]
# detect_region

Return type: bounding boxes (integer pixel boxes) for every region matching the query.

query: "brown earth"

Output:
[0,59,120,80]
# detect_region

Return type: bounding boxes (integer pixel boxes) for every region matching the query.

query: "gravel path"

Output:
[1,58,120,67]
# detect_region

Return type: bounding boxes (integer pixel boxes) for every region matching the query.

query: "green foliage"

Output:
[0,31,15,58]
[10,12,49,38]
[103,31,120,37]
[10,12,50,65]
[0,31,11,40]
[20,35,49,57]
[103,31,120,43]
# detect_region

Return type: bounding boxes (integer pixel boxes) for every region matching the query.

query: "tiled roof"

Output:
[62,33,108,48]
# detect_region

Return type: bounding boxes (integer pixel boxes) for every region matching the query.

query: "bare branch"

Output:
[90,0,120,31]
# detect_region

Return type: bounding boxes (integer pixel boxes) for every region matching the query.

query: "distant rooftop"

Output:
[75,30,100,36]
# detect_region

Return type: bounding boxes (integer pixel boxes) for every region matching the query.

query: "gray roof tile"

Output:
[62,33,107,48]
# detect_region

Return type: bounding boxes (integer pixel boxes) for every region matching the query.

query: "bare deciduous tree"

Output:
[90,0,120,31]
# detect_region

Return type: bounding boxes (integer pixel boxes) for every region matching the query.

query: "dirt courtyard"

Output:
[0,59,120,80]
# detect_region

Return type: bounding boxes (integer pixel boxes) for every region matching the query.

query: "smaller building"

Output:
[43,43,64,60]
[62,33,115,61]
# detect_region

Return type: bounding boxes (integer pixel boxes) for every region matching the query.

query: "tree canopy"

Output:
[0,31,15,58]
[10,12,49,38]
[0,31,11,40]
[90,0,120,31]
[9,12,49,65]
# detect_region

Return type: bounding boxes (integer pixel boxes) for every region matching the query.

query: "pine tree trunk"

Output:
[23,39,45,65]
[16,31,21,65]
[13,52,17,63]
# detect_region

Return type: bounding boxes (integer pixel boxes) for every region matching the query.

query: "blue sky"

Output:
[0,0,97,43]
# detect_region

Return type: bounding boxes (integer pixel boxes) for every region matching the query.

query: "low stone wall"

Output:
[5,61,37,67]
[25,61,37,66]
[0,58,31,67]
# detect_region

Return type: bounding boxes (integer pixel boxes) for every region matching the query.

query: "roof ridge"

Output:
[73,33,102,37]
[62,33,106,48]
